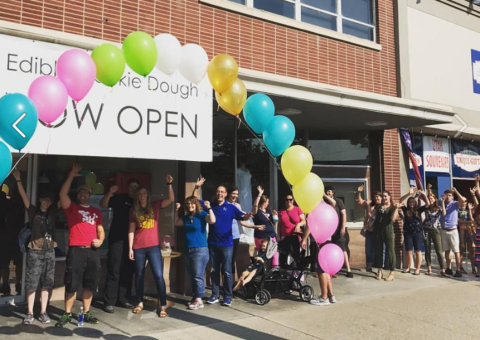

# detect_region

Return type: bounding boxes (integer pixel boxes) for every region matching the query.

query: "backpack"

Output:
[18,222,31,253]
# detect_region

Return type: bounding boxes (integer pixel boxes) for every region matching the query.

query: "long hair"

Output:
[370,191,382,207]
[382,191,395,206]
[183,196,203,216]
[406,197,419,218]
[428,193,439,212]
[259,194,269,207]
[134,186,153,221]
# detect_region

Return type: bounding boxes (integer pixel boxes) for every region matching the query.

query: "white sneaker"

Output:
[310,296,330,306]
[329,295,337,303]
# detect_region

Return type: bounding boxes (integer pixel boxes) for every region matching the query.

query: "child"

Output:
[233,238,269,291]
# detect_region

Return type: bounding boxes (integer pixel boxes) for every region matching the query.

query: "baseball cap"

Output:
[325,185,334,192]
[76,184,92,194]
[39,190,55,201]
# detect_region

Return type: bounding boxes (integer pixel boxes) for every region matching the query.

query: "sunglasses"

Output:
[285,198,294,202]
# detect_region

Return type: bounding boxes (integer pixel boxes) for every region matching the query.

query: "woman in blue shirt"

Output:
[175,196,216,310]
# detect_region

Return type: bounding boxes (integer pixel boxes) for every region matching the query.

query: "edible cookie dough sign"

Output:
[0,34,212,162]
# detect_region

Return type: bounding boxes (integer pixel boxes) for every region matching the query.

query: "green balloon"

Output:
[91,44,126,87]
[123,31,157,76]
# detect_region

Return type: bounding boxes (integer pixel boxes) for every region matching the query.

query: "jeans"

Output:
[186,247,209,298]
[404,232,424,251]
[104,239,134,306]
[424,228,445,270]
[232,238,240,277]
[134,246,167,307]
[209,246,233,299]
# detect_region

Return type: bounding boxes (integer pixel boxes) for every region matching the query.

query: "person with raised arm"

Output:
[13,169,58,325]
[175,196,215,310]
[440,187,466,278]
[101,178,139,313]
[423,184,446,276]
[128,175,174,318]
[55,164,105,328]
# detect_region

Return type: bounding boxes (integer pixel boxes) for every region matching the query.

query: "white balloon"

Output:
[179,44,209,84]
[154,34,182,75]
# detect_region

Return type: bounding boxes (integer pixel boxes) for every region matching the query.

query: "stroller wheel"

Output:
[255,289,271,305]
[300,285,314,302]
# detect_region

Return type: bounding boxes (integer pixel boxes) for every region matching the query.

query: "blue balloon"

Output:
[0,93,38,150]
[243,93,275,134]
[263,115,295,157]
[0,141,12,185]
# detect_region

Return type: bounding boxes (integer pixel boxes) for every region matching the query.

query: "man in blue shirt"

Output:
[207,185,252,306]
[440,188,466,278]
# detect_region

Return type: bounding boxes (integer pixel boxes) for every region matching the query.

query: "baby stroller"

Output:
[239,236,315,305]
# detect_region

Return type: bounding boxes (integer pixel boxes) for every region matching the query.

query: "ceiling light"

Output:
[364,121,387,127]
[276,108,302,116]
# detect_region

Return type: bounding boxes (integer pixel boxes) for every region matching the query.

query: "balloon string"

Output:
[45,129,51,156]
[6,151,29,178]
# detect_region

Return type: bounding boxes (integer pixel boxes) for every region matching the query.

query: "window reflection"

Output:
[254,0,296,19]
[308,132,369,165]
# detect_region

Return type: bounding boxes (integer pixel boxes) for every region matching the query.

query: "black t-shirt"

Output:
[27,204,57,250]
[325,197,346,235]
[0,191,6,229]
[253,208,276,239]
[108,193,134,243]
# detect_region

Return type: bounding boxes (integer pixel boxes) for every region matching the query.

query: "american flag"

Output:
[399,129,424,191]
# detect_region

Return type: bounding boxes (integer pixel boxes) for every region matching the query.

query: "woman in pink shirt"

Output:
[278,194,306,239]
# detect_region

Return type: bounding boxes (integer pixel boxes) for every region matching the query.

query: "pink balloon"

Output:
[318,243,344,276]
[307,202,339,244]
[28,75,69,124]
[57,49,96,101]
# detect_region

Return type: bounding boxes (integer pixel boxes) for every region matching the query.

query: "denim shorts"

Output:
[404,232,423,251]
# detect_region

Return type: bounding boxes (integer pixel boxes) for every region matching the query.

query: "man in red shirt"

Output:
[55,164,105,328]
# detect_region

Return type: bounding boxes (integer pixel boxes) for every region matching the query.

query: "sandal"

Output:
[402,269,411,274]
[158,306,168,318]
[132,305,143,314]
[425,270,431,276]
[440,271,448,277]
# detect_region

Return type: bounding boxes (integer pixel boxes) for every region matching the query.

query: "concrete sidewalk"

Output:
[0,269,479,340]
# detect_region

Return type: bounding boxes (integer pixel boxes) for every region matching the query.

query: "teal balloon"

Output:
[263,116,295,157]
[0,93,38,150]
[0,141,12,185]
[243,93,275,134]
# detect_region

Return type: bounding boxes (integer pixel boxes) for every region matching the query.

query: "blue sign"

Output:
[472,49,480,95]
[451,139,480,178]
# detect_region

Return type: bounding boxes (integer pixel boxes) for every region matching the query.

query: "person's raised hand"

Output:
[175,203,181,211]
[257,186,264,196]
[204,200,211,209]
[69,164,82,177]
[12,169,20,181]
[195,177,206,188]
[109,185,119,194]
[357,184,364,192]
[166,174,174,184]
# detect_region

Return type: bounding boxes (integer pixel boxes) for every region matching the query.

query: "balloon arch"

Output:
[0,31,343,275]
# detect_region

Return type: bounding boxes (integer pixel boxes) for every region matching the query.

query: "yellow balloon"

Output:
[208,54,239,94]
[85,172,97,188]
[292,173,324,214]
[281,145,313,185]
[92,183,104,195]
[215,79,247,116]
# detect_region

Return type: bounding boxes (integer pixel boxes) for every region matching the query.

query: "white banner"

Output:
[454,153,480,172]
[423,136,450,173]
[0,34,213,162]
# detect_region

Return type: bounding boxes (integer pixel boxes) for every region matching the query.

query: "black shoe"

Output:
[104,305,114,313]
[445,268,453,275]
[84,311,99,324]
[55,313,72,328]
[346,272,354,278]
[117,300,133,309]
[454,271,462,278]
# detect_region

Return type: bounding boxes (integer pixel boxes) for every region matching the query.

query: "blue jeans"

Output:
[186,247,209,298]
[209,246,233,299]
[134,246,167,307]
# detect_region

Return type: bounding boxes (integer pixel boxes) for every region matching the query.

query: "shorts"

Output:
[64,247,101,294]
[314,242,328,274]
[25,249,55,292]
[404,233,424,251]
[332,233,348,252]
[440,228,460,253]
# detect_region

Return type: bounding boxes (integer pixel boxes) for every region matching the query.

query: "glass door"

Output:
[0,153,31,307]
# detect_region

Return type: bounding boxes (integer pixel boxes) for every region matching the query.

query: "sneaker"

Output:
[84,311,99,324]
[454,271,462,278]
[188,300,204,310]
[222,298,232,307]
[23,314,34,325]
[445,268,453,275]
[207,296,219,304]
[116,301,133,309]
[310,296,330,306]
[104,305,114,314]
[185,298,195,307]
[38,313,51,324]
[329,295,337,304]
[346,272,354,278]
[55,313,72,328]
